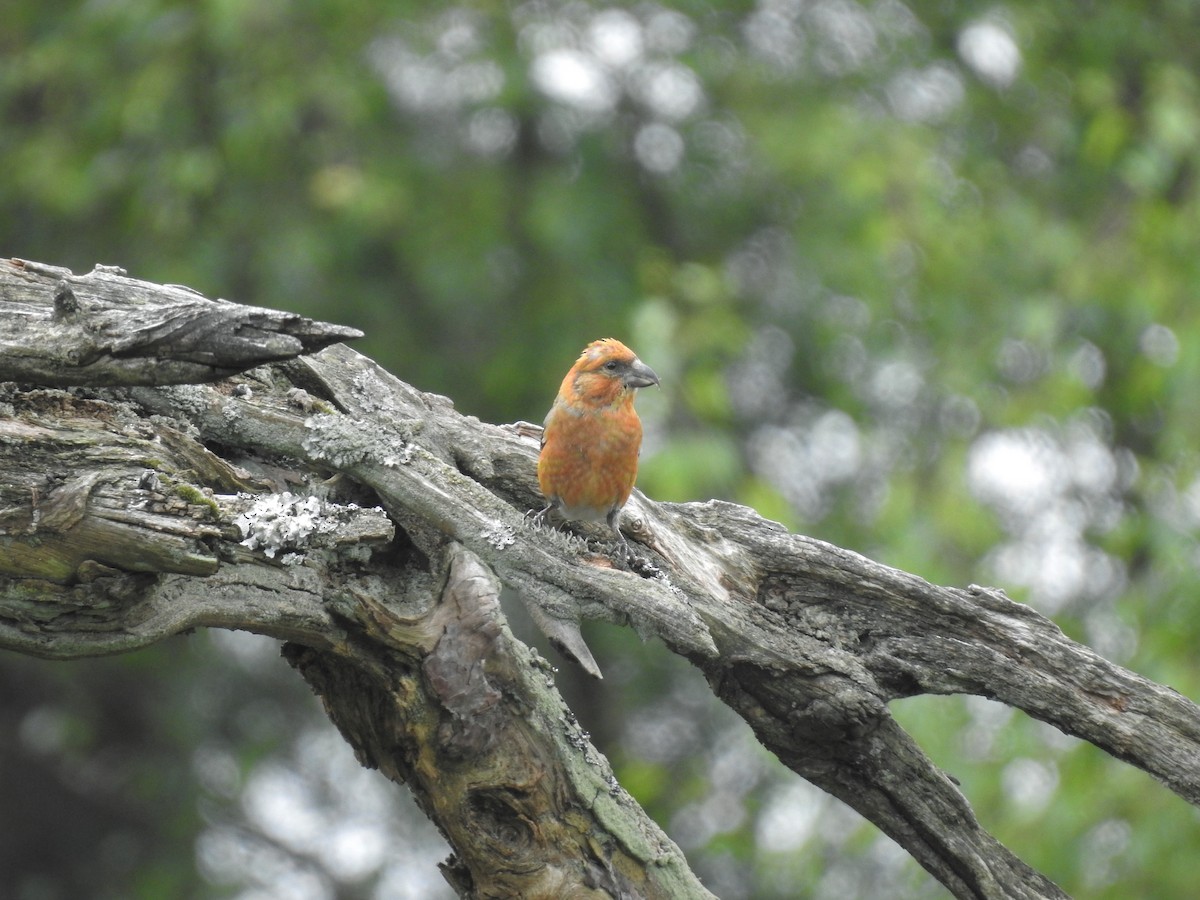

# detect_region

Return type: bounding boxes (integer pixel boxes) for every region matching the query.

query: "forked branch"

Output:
[2,259,1197,899]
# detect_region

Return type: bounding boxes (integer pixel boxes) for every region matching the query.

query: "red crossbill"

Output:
[535,338,660,561]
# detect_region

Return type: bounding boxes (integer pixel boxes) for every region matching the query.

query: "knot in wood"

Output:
[53,280,80,317]
[788,689,887,743]
[466,788,538,860]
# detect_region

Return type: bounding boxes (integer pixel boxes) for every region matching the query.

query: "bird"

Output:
[535,338,660,562]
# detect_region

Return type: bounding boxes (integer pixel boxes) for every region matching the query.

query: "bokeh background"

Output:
[4,1,1200,897]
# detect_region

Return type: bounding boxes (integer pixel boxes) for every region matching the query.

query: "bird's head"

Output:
[563,338,660,406]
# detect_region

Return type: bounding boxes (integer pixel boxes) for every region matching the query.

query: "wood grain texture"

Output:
[0,258,361,385]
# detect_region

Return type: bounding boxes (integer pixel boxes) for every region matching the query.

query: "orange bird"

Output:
[536,338,660,560]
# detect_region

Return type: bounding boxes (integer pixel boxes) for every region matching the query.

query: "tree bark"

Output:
[3,257,1199,898]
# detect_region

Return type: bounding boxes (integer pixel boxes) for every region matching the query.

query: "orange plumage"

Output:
[536,338,660,560]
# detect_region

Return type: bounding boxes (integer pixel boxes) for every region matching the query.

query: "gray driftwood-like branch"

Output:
[2,261,1199,899]
[0,258,362,385]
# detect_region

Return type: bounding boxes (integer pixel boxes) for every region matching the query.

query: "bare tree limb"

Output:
[0,258,362,385]
[2,260,1199,898]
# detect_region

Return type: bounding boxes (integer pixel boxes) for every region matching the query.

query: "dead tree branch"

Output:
[2,258,1198,899]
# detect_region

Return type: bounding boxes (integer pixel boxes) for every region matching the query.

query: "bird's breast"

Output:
[538,402,643,519]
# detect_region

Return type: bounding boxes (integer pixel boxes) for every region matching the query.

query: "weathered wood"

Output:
[0,258,361,385]
[285,544,715,900]
[2,259,1199,898]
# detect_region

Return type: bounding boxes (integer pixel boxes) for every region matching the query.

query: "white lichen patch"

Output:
[302,413,411,469]
[302,414,374,468]
[350,369,400,415]
[235,492,335,560]
[481,521,517,550]
[230,492,394,563]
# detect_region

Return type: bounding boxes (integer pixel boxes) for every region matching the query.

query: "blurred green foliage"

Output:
[4,1,1200,897]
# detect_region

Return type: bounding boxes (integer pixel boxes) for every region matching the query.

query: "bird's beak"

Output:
[624,358,661,389]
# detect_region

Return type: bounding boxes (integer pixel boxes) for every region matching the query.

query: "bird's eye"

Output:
[604,361,619,371]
